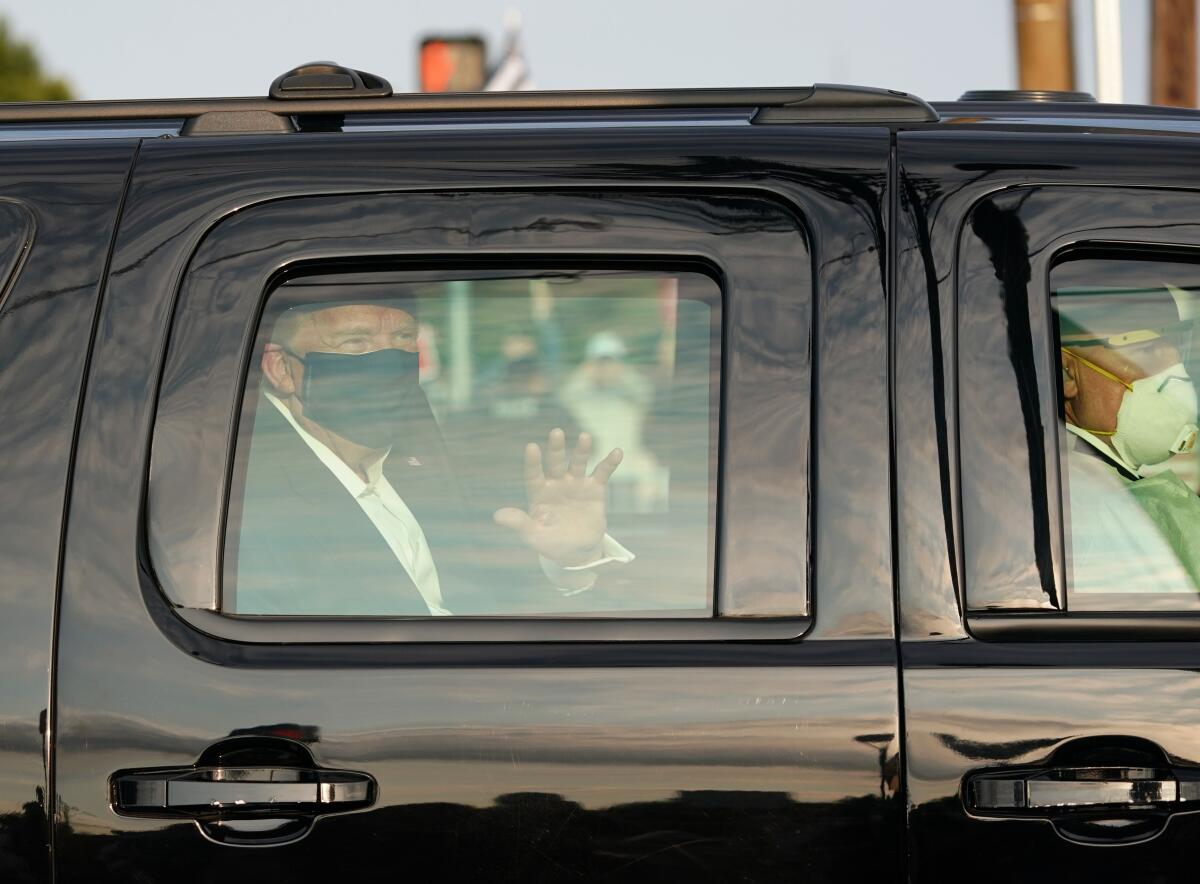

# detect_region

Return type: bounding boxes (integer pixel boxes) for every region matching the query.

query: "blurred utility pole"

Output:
[1152,0,1196,106]
[1093,0,1122,102]
[1014,0,1075,91]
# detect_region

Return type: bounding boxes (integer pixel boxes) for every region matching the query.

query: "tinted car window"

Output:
[223,270,721,617]
[1053,253,1200,610]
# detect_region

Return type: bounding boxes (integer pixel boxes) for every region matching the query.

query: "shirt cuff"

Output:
[540,534,635,595]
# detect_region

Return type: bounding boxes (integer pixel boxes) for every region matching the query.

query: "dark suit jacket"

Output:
[226,396,601,615]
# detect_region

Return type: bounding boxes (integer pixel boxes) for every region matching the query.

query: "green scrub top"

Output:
[1127,467,1200,591]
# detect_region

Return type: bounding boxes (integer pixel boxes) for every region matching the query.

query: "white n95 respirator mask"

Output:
[1070,350,1200,471]
[1111,363,1200,469]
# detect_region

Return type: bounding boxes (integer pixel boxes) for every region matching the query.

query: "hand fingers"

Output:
[523,442,545,499]
[545,427,567,478]
[590,447,624,484]
[493,507,533,536]
[569,432,592,479]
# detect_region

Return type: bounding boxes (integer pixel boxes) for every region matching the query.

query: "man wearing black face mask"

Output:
[229,299,632,616]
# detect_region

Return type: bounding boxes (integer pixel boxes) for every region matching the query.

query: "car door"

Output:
[0,137,138,884]
[898,128,1200,882]
[52,118,901,881]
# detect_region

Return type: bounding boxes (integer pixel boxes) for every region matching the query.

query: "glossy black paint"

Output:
[14,90,1200,881]
[12,99,1200,882]
[895,131,1200,882]
[52,125,899,880]
[0,140,136,884]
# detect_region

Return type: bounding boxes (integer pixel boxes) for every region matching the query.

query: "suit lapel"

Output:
[236,398,427,615]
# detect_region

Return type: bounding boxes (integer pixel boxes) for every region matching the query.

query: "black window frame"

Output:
[146,188,815,643]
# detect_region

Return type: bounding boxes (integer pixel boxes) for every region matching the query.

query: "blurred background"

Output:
[0,0,1197,106]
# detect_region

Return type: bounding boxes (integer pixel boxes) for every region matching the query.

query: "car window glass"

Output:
[1053,253,1200,611]
[222,269,720,617]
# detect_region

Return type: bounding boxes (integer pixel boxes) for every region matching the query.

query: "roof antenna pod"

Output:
[270,62,392,100]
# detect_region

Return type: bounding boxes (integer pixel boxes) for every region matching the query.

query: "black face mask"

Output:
[290,347,423,449]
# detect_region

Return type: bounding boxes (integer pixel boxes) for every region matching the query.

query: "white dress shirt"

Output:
[265,393,632,614]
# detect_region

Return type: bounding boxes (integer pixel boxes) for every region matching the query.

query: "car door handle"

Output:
[965,763,1200,846]
[113,765,374,816]
[110,734,377,846]
[972,768,1185,810]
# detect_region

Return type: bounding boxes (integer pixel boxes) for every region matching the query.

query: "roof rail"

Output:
[0,83,937,133]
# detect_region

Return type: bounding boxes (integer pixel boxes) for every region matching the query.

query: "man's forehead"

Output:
[300,303,416,331]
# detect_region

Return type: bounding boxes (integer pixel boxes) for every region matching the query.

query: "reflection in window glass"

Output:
[1053,255,1200,608]
[223,270,720,617]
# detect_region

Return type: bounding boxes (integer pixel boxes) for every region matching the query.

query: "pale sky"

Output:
[0,0,1172,104]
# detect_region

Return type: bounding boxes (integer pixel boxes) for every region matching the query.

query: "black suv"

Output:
[5,62,1200,882]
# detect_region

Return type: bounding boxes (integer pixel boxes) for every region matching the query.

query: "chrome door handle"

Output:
[113,765,374,815]
[110,734,377,846]
[973,769,1182,810]
[963,739,1200,846]
[965,764,1200,846]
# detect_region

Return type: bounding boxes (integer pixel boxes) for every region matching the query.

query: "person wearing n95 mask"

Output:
[1062,344,1199,476]
[1058,286,1200,594]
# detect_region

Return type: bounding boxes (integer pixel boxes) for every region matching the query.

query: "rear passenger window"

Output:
[223,269,720,617]
[1053,252,1200,610]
